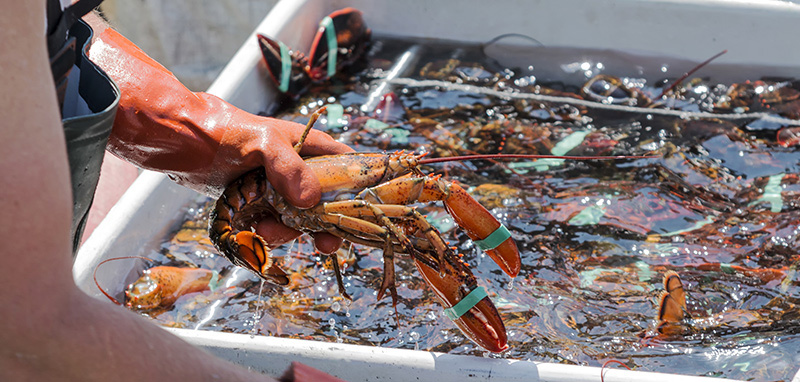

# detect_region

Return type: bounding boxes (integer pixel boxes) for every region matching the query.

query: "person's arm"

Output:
[0,3,278,381]
[84,13,352,252]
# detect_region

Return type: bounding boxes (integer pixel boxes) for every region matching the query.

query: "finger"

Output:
[254,216,303,248]
[312,232,344,254]
[299,128,354,156]
[261,137,322,209]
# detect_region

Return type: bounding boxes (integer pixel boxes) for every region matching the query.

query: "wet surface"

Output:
[123,37,800,381]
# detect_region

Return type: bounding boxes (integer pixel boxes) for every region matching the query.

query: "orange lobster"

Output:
[125,266,218,311]
[209,108,520,352]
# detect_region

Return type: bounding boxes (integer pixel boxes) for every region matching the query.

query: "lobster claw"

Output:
[306,7,371,81]
[256,34,312,97]
[443,183,521,278]
[413,257,508,353]
[125,266,216,310]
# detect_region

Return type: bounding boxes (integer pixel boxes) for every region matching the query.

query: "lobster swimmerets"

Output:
[209,109,520,352]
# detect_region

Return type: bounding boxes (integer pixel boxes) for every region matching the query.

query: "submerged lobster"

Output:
[257,7,371,98]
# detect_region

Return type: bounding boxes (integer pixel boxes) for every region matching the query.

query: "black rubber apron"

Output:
[48,0,120,252]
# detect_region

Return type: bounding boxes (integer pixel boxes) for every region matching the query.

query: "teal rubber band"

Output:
[474,224,511,251]
[208,270,221,292]
[365,118,390,131]
[278,41,291,93]
[320,16,337,78]
[444,286,487,320]
[326,104,344,128]
[720,263,735,274]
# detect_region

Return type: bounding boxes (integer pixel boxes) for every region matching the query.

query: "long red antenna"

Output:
[418,153,657,165]
[658,49,727,99]
[94,256,155,306]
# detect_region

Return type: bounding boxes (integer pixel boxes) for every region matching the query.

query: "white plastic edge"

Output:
[169,327,742,382]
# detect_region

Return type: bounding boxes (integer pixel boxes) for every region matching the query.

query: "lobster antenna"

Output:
[294,106,328,153]
[418,153,658,165]
[658,49,727,99]
[93,256,155,306]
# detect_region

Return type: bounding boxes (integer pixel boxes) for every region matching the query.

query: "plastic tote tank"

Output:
[74,0,800,380]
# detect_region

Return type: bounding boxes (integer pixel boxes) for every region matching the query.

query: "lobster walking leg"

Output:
[317,210,402,302]
[317,200,443,303]
[328,248,352,301]
[313,199,508,351]
[359,175,521,277]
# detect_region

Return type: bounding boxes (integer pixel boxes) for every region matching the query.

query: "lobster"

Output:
[209,108,656,353]
[94,256,220,311]
[257,7,371,98]
[125,266,218,311]
[209,109,518,352]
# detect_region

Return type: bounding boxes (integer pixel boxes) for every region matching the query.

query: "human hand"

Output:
[90,28,353,254]
[214,113,354,255]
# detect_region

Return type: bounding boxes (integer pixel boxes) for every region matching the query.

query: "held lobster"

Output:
[209,108,518,352]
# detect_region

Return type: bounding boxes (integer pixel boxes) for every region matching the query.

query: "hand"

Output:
[89,27,353,254]
[148,102,354,255]
[219,114,354,254]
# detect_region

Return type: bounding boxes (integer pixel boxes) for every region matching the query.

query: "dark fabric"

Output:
[47,0,103,57]
[61,19,120,252]
[47,0,103,111]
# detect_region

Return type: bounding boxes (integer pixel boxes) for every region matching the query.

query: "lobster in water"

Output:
[257,7,371,99]
[208,108,654,353]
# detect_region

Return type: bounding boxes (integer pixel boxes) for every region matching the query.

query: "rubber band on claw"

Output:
[208,270,221,292]
[444,286,488,320]
[320,16,338,78]
[474,225,511,251]
[279,41,291,93]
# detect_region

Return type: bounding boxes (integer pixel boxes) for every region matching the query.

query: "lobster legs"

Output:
[358,174,521,277]
[309,198,508,352]
[314,200,456,303]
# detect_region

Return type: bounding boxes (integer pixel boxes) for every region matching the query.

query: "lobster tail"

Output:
[656,271,688,336]
[231,231,290,286]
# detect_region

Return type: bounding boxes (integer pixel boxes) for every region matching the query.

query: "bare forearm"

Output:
[3,287,277,382]
[0,4,274,381]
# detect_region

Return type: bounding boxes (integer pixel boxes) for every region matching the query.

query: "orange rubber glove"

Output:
[88,27,352,253]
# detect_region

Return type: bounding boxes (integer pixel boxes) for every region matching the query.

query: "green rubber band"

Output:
[278,41,291,93]
[444,286,487,320]
[759,173,785,213]
[208,270,221,292]
[720,263,735,274]
[326,104,344,128]
[320,16,337,78]
[475,225,511,251]
[365,118,390,131]
[532,130,590,171]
